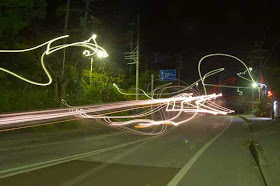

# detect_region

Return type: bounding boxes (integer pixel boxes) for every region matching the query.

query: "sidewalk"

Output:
[245,116,280,186]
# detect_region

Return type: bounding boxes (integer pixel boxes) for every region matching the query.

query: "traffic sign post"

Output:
[160,69,176,81]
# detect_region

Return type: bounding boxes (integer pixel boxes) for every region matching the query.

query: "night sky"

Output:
[126,0,279,81]
[137,0,280,53]
[51,0,280,55]
[49,0,280,82]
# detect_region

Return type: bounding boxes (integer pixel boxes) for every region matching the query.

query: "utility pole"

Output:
[151,73,154,120]
[129,29,133,83]
[176,55,183,86]
[82,0,102,84]
[62,0,71,77]
[136,14,140,100]
[84,0,93,86]
[125,14,140,100]
[62,0,96,78]
[84,0,90,35]
[151,74,154,98]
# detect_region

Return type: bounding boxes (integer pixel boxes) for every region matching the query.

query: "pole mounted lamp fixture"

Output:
[0,34,108,86]
[252,82,258,88]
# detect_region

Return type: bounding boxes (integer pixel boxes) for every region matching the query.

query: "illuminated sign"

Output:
[160,69,176,81]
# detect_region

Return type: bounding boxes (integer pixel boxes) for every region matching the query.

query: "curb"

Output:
[237,115,276,186]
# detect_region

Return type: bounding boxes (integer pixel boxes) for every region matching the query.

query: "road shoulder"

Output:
[245,116,280,185]
[176,116,265,186]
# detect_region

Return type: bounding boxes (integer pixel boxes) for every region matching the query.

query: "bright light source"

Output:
[268,90,273,97]
[92,34,97,39]
[0,34,108,86]
[252,82,258,88]
[249,67,253,71]
[97,51,106,58]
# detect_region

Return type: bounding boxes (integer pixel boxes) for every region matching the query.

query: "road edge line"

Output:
[237,115,268,186]
[167,116,232,186]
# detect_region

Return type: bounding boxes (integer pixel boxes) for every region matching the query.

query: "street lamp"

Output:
[89,40,108,85]
[0,33,108,86]
[252,82,258,88]
[90,53,107,85]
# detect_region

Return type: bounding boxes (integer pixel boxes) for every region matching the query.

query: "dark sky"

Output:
[129,0,280,82]
[48,0,280,81]
[75,0,279,81]
[128,1,276,51]
[48,0,280,54]
[136,0,280,53]
[52,0,280,55]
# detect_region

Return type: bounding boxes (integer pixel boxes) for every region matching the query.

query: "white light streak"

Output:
[198,53,256,95]
[274,101,277,115]
[61,53,259,135]
[0,34,108,86]
[0,51,257,135]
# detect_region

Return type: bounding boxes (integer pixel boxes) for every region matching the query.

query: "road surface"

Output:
[0,115,265,186]
[243,116,280,186]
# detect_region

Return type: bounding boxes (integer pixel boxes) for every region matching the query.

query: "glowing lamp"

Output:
[92,34,97,39]
[97,51,107,58]
[268,90,273,97]
[252,82,258,88]
[0,33,108,86]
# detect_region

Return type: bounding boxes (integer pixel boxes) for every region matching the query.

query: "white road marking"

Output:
[0,132,122,152]
[0,135,158,179]
[167,116,233,186]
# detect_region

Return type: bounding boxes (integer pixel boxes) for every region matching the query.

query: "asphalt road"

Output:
[0,115,265,186]
[244,116,280,186]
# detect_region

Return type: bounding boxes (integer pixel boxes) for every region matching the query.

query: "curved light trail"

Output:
[0,34,108,86]
[68,53,256,134]
[0,47,256,135]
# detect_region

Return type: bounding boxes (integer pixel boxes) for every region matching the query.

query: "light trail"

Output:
[72,93,234,128]
[69,53,256,133]
[0,94,233,135]
[0,118,83,133]
[197,53,256,95]
[0,34,108,86]
[0,51,257,135]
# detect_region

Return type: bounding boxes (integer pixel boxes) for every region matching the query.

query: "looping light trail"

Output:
[0,47,256,135]
[0,34,108,86]
[65,91,234,135]
[66,53,256,135]
[198,53,256,95]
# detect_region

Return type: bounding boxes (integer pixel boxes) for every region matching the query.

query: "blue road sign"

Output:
[160,69,176,81]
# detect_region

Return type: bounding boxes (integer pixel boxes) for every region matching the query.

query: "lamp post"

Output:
[90,58,93,85]
[252,82,260,99]
[89,46,108,85]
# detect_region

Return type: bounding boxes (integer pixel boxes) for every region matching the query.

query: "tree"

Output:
[0,0,47,44]
[0,0,129,113]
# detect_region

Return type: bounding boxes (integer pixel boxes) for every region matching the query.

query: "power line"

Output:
[261,39,280,66]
